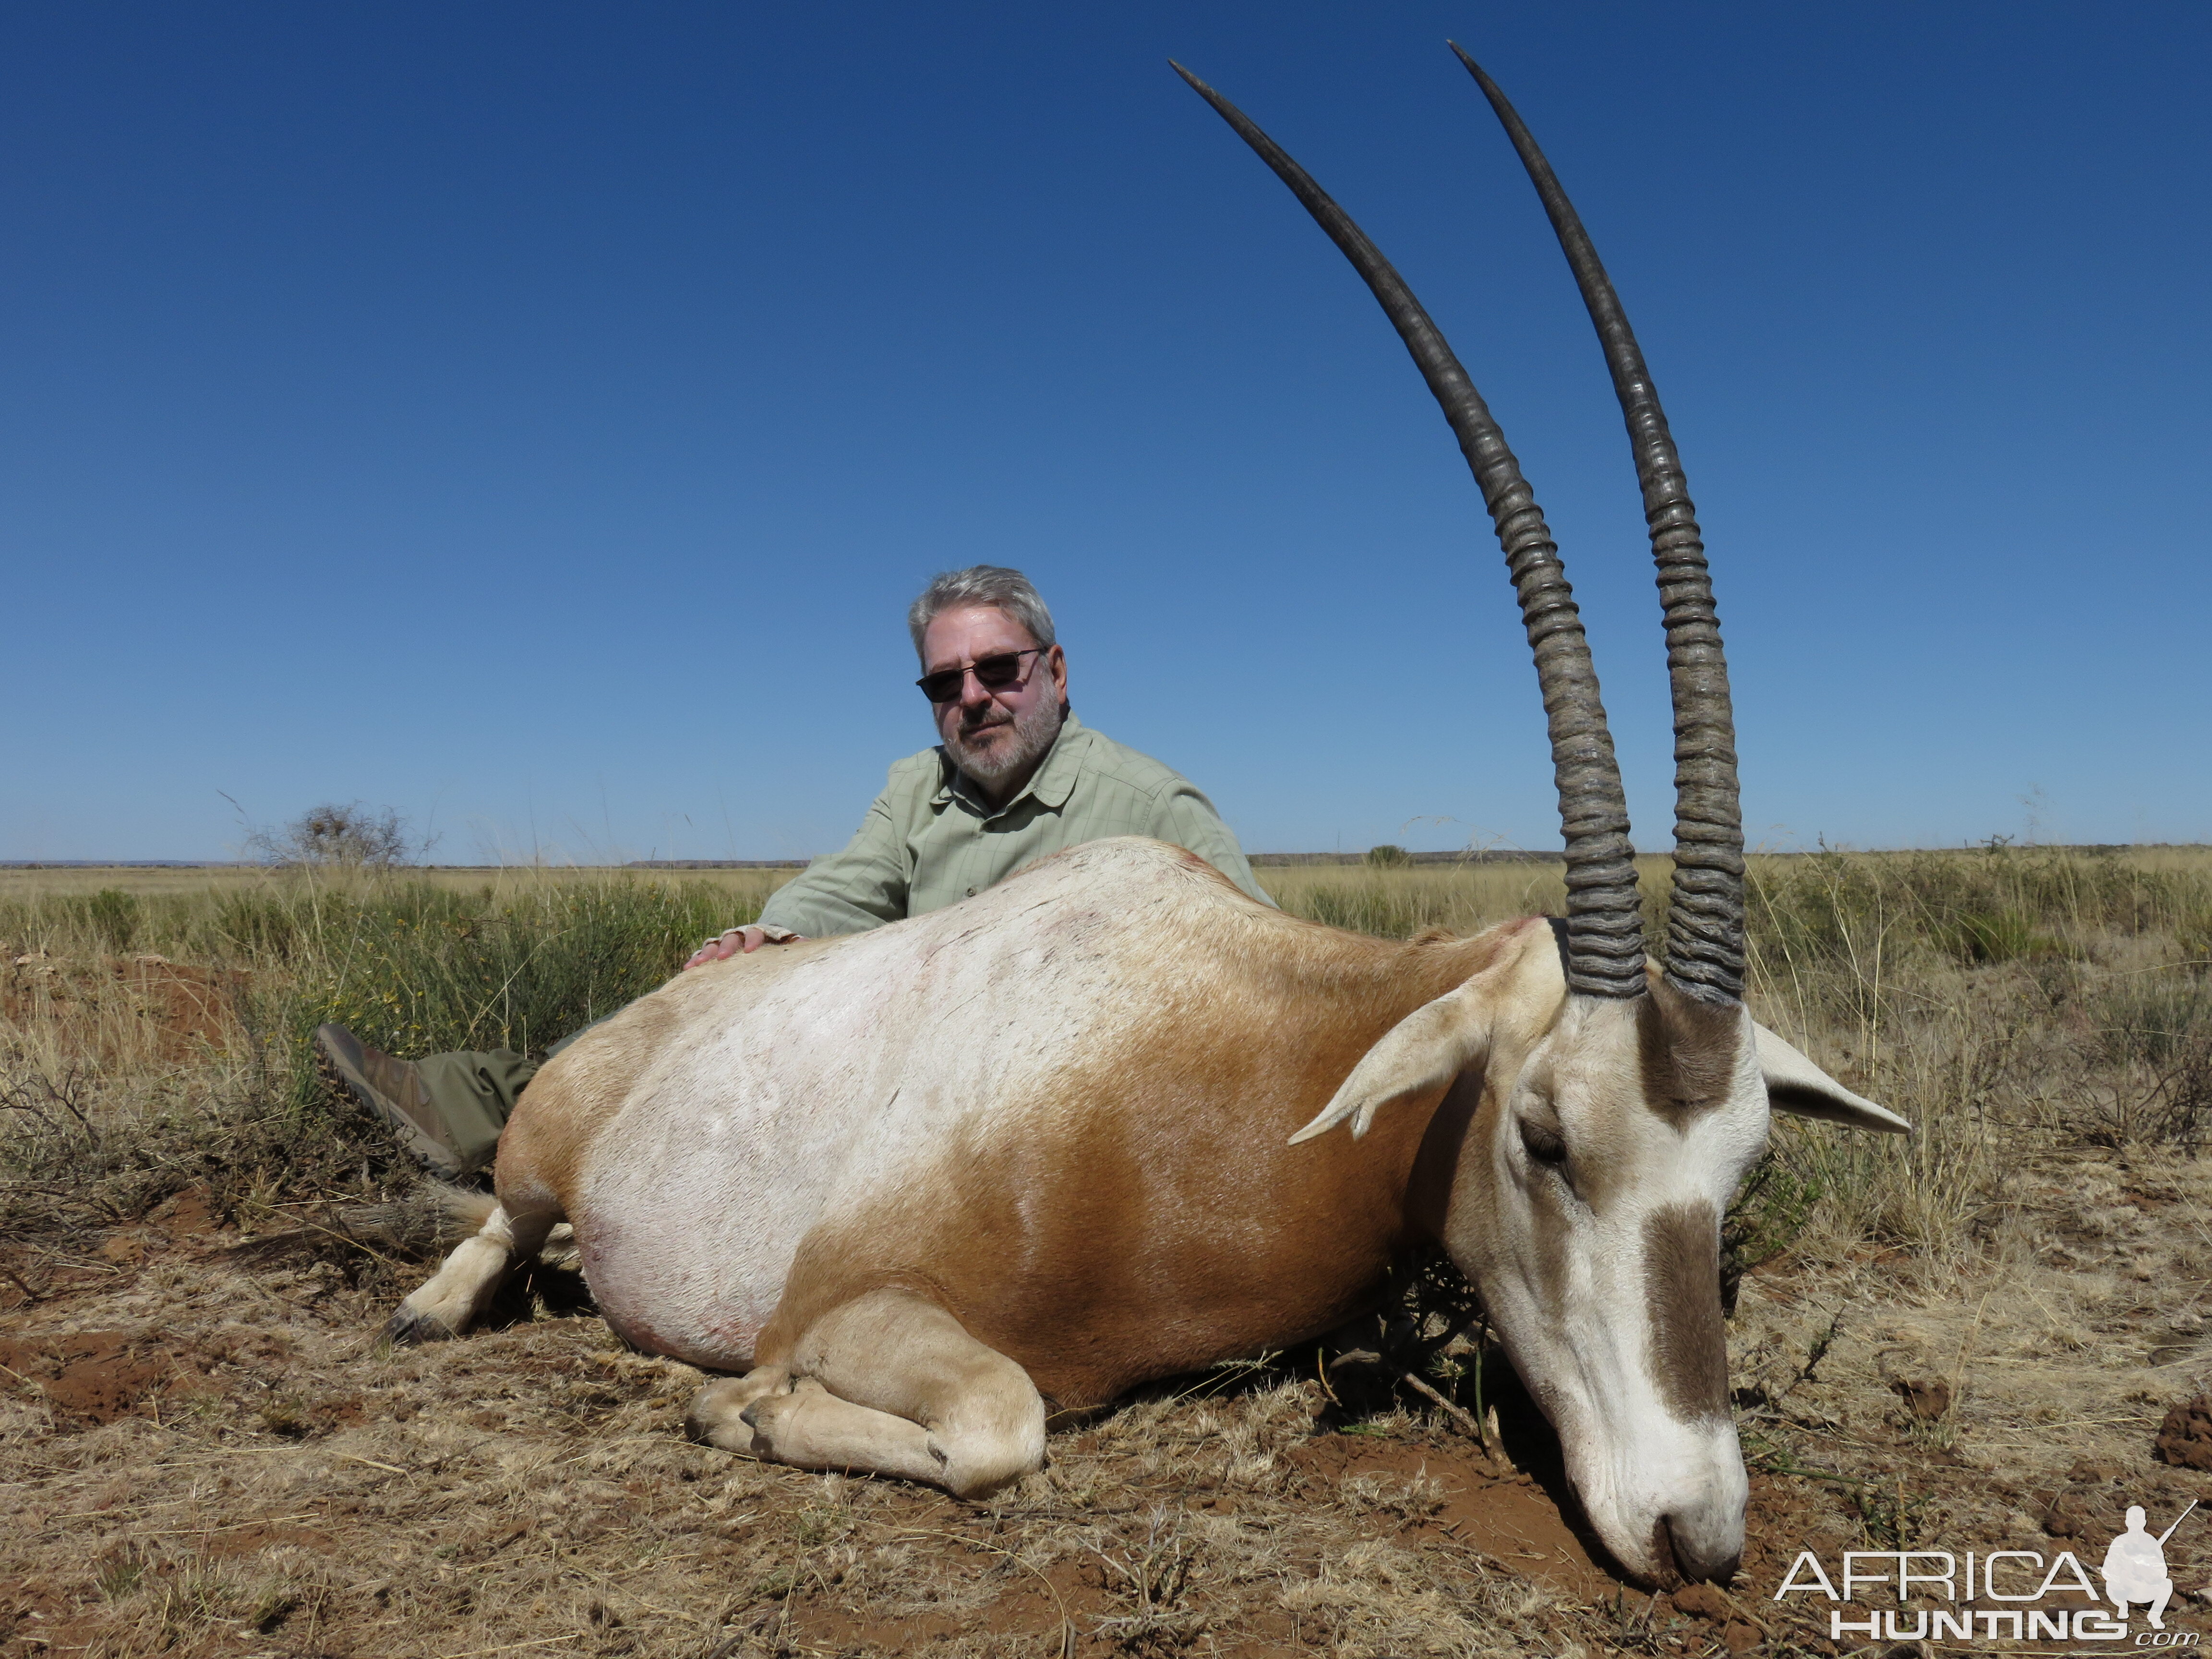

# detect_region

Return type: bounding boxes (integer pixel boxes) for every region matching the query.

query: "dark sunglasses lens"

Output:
[916,650,1032,701]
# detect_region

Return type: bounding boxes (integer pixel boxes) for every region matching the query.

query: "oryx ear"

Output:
[1291,982,1492,1145]
[1753,1022,1911,1135]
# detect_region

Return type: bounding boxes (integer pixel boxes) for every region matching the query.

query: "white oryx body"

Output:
[550,838,1190,1371]
[466,835,1536,1400]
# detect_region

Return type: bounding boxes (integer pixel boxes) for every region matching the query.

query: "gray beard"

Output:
[946,698,1064,792]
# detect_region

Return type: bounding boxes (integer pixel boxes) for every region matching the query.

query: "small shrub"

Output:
[1364,844,1412,868]
[1721,1154,1825,1310]
[246,802,426,869]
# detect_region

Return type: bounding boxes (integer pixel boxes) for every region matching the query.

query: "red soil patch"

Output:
[0,1572,72,1653]
[1287,1429,1621,1600]
[0,1330,221,1427]
[116,957,248,1059]
[2157,1395,2212,1470]
[145,1185,219,1236]
[2,954,248,1061]
[204,1523,338,1557]
[0,1188,267,1423]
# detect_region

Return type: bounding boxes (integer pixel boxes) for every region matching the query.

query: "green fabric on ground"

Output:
[411,1049,538,1170]
[406,1019,604,1166]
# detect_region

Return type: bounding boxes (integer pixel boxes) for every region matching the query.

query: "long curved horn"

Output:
[1173,61,1645,998]
[1449,43,1744,1003]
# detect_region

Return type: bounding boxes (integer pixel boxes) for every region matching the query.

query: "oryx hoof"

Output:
[686,1371,786,1452]
[384,1305,457,1346]
[733,1386,811,1459]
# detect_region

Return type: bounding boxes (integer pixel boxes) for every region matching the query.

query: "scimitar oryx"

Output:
[386,51,1908,1588]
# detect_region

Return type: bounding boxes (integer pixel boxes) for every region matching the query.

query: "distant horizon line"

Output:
[4,842,2206,873]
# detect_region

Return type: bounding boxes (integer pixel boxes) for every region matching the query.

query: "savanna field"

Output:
[4,846,2212,1658]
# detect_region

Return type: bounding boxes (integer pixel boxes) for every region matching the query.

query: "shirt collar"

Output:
[932,710,1085,819]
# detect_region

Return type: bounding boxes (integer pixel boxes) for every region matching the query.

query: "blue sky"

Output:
[5,3,2207,862]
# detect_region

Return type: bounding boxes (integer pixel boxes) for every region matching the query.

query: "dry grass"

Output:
[5,847,2212,1656]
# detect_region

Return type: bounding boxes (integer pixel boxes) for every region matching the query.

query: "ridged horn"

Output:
[1173,61,1645,998]
[1450,43,1745,1003]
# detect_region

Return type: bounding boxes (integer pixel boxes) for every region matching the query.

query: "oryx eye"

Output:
[1519,1118,1567,1166]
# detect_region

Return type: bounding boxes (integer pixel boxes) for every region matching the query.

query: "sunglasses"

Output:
[915,647,1047,704]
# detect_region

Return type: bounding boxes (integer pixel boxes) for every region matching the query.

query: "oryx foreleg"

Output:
[685,1289,1046,1499]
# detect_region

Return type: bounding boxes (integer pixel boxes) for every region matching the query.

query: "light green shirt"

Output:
[757,712,1270,937]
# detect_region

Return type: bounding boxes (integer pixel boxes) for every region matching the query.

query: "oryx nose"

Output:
[1663,1511,1743,1587]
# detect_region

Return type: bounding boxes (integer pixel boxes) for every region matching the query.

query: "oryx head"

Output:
[1182,49,1909,1586]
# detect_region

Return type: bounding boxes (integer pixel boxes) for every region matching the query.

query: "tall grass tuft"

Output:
[3,867,786,1065]
[259,876,753,1073]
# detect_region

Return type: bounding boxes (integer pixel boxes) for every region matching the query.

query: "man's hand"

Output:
[684,924,803,970]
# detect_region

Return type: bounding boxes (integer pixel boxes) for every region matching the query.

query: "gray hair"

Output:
[907,565,1057,662]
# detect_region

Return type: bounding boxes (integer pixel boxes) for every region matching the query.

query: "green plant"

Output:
[95,1547,145,1601]
[274,876,751,1077]
[81,887,140,952]
[1720,1154,1825,1311]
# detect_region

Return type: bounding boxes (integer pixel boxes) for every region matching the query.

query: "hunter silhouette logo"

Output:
[1774,1500,2201,1645]
[2105,1502,2195,1630]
